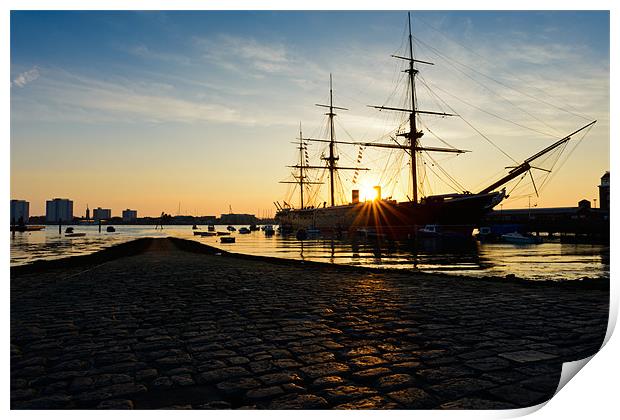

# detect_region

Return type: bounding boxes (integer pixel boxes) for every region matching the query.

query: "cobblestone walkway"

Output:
[11,238,608,409]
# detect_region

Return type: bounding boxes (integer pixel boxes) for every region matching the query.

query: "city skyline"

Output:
[10,196,276,219]
[11,11,610,216]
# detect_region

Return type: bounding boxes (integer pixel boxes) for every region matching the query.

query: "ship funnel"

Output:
[374,186,382,200]
[352,190,360,204]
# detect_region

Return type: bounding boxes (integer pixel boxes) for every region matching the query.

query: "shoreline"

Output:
[11,237,609,409]
[11,236,609,290]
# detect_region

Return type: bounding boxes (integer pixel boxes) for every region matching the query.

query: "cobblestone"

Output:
[10,238,608,409]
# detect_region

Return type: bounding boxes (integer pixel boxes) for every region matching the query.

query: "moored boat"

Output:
[194,231,216,237]
[65,232,86,237]
[501,232,543,244]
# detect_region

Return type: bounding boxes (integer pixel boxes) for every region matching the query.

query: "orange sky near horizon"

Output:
[10,11,610,218]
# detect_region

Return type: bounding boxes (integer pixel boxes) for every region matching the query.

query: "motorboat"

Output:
[501,232,542,244]
[217,231,231,236]
[194,231,216,237]
[65,227,74,234]
[357,228,387,240]
[220,236,235,244]
[239,227,251,234]
[418,224,440,237]
[227,226,236,232]
[295,227,320,240]
[106,226,116,233]
[208,225,215,232]
[10,225,45,232]
[264,225,275,236]
[66,232,86,237]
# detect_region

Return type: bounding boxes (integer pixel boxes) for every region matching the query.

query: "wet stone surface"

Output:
[11,238,608,409]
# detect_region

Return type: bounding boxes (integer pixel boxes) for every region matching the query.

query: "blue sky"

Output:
[10,11,610,216]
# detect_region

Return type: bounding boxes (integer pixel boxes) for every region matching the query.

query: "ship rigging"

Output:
[276,13,596,238]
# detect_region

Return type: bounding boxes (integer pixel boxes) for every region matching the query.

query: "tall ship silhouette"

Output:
[275,13,595,239]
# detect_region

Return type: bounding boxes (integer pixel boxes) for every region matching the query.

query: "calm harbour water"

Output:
[10,224,609,281]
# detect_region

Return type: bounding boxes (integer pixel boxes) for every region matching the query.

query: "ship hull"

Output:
[276,191,505,239]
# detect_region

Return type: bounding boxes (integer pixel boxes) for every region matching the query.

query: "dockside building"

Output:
[122,209,138,222]
[10,199,30,224]
[93,207,112,221]
[46,198,73,223]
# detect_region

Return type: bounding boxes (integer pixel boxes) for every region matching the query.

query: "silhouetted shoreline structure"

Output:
[481,172,610,243]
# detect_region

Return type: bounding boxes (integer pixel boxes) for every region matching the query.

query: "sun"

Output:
[360,184,380,201]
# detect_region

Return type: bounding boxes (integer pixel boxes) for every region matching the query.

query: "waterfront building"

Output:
[86,204,90,221]
[578,199,591,210]
[599,171,610,210]
[219,213,258,225]
[93,207,112,221]
[10,199,29,224]
[122,209,138,222]
[46,198,73,223]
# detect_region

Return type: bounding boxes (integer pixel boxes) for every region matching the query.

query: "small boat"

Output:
[192,224,198,230]
[227,226,236,232]
[66,232,86,237]
[264,225,275,236]
[295,227,320,240]
[194,231,216,237]
[220,236,235,243]
[501,232,542,244]
[208,225,215,232]
[217,231,231,236]
[65,227,74,234]
[238,227,251,234]
[106,226,116,233]
[357,228,387,240]
[418,224,440,237]
[10,225,45,232]
[249,224,259,231]
[476,224,524,243]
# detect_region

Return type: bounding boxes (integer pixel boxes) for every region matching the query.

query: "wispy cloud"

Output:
[11,66,40,87]
[124,44,191,65]
[195,34,291,75]
[11,68,243,124]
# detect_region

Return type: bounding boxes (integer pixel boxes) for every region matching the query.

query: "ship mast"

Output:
[299,123,305,208]
[407,13,419,203]
[280,123,323,209]
[321,74,343,207]
[292,75,369,207]
[369,12,459,203]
